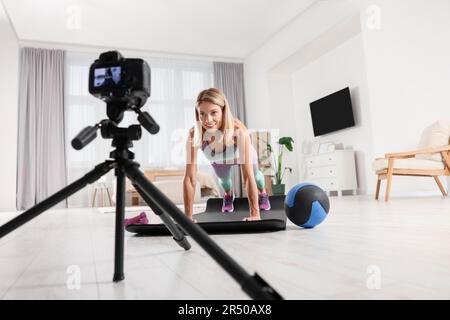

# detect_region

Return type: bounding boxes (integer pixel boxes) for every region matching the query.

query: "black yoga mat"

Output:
[126,195,287,235]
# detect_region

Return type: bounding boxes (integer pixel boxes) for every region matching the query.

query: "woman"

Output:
[183,88,270,222]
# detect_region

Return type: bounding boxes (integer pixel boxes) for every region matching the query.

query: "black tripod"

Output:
[0,111,282,300]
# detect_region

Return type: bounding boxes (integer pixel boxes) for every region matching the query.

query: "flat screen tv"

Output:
[309,87,355,136]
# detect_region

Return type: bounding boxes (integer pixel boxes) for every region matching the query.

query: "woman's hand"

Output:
[185,213,197,223]
[243,211,261,222]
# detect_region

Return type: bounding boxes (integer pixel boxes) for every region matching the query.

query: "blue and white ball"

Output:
[284,183,330,228]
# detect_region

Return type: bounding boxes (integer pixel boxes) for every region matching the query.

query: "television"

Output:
[309,87,355,136]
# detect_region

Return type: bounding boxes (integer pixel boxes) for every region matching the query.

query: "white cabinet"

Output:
[304,150,357,196]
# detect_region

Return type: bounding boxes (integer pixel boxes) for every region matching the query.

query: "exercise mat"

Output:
[126,195,287,235]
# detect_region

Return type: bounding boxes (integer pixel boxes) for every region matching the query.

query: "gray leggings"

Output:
[210,146,265,192]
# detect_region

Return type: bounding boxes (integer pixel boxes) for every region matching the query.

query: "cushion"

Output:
[197,170,220,197]
[373,158,445,172]
[415,120,450,161]
[125,179,201,206]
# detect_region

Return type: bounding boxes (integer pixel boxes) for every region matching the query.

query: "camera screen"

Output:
[93,66,122,87]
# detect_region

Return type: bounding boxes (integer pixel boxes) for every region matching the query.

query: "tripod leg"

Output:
[132,183,191,250]
[0,161,115,239]
[113,168,126,282]
[123,161,282,300]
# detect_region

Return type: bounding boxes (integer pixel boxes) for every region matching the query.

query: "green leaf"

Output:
[278,137,294,152]
[267,137,294,184]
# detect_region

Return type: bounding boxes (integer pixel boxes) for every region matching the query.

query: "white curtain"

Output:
[17,47,67,210]
[65,52,214,207]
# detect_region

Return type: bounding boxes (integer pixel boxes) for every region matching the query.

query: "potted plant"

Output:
[268,137,294,195]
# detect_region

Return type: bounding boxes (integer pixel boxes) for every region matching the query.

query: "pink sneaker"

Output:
[124,212,148,227]
[222,194,235,213]
[258,193,271,211]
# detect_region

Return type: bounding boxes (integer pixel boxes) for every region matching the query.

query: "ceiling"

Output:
[2,0,317,59]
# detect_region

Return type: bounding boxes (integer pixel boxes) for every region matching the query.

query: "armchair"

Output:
[373,121,450,201]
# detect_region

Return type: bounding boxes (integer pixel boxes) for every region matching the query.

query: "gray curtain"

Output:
[17,47,67,210]
[213,62,247,197]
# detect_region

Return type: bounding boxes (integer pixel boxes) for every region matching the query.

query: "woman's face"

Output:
[197,101,223,131]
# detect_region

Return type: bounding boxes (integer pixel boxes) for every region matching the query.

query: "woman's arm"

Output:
[236,126,260,220]
[183,128,198,220]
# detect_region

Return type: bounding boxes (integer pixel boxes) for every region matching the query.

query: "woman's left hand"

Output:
[243,214,261,221]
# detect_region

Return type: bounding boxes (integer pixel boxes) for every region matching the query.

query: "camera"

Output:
[88,51,151,122]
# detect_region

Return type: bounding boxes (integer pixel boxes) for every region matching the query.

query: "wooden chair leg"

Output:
[106,188,113,206]
[92,188,97,207]
[385,159,394,202]
[100,188,104,207]
[132,192,139,206]
[433,176,447,196]
[375,176,381,200]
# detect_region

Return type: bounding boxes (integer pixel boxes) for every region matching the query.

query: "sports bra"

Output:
[201,140,239,164]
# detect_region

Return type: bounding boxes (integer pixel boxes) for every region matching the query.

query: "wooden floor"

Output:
[1,195,450,300]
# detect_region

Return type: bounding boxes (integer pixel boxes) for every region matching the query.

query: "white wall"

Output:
[291,34,373,195]
[361,0,450,196]
[265,73,297,190]
[0,3,18,211]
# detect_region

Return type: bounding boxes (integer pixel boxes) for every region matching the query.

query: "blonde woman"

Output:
[183,88,270,222]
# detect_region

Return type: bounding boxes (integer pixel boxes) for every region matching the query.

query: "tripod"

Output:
[0,113,282,300]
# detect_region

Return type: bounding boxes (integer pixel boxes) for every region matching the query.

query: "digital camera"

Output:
[88,51,151,121]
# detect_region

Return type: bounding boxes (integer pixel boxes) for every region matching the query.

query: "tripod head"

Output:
[71,51,159,154]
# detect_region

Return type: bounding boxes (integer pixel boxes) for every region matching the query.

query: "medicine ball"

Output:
[284,183,330,228]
